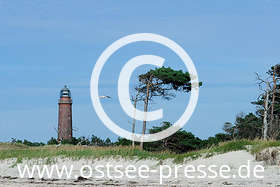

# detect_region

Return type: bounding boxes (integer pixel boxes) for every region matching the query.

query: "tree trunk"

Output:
[132,99,136,147]
[131,92,139,147]
[263,85,269,140]
[270,67,276,138]
[140,82,150,150]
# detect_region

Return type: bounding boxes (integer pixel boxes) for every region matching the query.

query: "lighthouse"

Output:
[58,85,73,141]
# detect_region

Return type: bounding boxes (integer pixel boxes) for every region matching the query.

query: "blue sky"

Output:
[0,0,279,142]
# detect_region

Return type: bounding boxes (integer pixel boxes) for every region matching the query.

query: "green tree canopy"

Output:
[145,122,203,153]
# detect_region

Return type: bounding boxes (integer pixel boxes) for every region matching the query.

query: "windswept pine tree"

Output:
[253,64,280,139]
[136,67,202,149]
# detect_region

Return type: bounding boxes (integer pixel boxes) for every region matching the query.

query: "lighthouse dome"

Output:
[60,85,71,98]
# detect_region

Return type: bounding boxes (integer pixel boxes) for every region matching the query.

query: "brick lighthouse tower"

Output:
[58,85,72,141]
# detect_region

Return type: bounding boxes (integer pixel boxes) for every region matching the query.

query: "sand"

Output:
[0,150,280,186]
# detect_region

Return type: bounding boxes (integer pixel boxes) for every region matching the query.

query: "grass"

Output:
[0,144,191,164]
[0,140,279,164]
[250,140,280,154]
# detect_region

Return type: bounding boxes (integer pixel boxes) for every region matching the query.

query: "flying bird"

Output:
[99,95,111,99]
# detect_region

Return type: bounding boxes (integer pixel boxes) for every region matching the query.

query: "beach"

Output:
[1,150,279,187]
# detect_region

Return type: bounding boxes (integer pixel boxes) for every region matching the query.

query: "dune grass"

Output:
[0,140,279,164]
[250,140,280,154]
[0,144,194,163]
